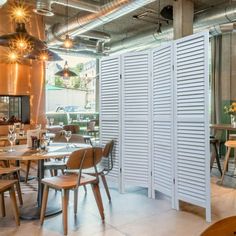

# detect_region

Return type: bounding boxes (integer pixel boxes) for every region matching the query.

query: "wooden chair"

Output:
[221,140,236,184]
[200,216,236,236]
[210,137,222,175]
[85,140,114,201]
[0,167,23,206]
[44,134,86,176]
[0,179,20,226]
[40,147,104,235]
[63,125,80,134]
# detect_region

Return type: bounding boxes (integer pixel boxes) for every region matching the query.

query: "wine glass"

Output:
[8,132,16,152]
[64,131,72,149]
[49,118,54,126]
[8,125,15,134]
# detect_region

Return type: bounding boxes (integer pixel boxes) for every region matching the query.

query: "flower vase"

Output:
[230,114,236,127]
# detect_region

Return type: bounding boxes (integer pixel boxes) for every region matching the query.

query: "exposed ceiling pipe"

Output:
[79,30,111,42]
[209,22,236,36]
[110,3,236,54]
[47,0,157,43]
[33,0,100,16]
[50,48,104,58]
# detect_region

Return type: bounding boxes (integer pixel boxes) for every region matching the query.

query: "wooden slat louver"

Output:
[100,56,121,181]
[122,52,151,191]
[152,44,174,199]
[174,32,210,221]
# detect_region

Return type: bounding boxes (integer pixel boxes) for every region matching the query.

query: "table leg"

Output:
[20,159,62,220]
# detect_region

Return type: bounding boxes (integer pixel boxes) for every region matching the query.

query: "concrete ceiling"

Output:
[23,0,230,56]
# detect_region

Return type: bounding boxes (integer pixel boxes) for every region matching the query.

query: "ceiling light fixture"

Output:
[55,61,78,78]
[8,0,30,23]
[63,0,73,49]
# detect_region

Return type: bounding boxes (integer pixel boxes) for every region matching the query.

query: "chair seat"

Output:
[201,216,236,236]
[42,174,97,189]
[0,179,17,192]
[0,167,21,175]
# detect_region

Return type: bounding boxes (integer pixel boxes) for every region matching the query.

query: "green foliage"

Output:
[54,76,64,87]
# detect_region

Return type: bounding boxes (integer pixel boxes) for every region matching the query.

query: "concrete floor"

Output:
[1,173,236,236]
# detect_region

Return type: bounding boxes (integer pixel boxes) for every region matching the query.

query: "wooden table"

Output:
[0,143,90,220]
[210,124,236,140]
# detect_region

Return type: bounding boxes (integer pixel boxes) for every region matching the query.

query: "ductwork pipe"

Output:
[50,48,104,58]
[33,0,100,16]
[47,0,156,43]
[209,22,236,36]
[80,30,111,42]
[110,3,236,54]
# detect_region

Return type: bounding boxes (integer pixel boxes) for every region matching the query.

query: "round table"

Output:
[0,143,90,220]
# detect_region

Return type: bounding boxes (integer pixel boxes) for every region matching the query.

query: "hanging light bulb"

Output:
[8,0,30,23]
[63,34,73,49]
[5,50,20,63]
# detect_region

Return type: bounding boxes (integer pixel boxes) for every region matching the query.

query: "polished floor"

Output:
[0,167,236,236]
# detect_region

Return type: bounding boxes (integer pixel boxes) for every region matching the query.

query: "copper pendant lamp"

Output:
[55,61,78,77]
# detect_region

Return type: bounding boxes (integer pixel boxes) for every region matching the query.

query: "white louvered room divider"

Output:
[151,43,175,206]
[173,32,211,221]
[99,31,210,221]
[121,52,152,195]
[100,56,121,186]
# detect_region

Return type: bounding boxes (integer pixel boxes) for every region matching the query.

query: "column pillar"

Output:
[173,0,194,39]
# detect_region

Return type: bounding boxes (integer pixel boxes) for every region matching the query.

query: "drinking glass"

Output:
[8,125,15,134]
[8,132,16,152]
[49,118,54,126]
[64,131,72,148]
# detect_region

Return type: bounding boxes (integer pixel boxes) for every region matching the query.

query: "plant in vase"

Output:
[224,102,236,126]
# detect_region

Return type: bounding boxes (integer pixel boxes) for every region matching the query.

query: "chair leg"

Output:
[213,143,222,176]
[25,160,31,183]
[9,186,20,226]
[62,189,69,235]
[0,192,5,217]
[49,169,54,177]
[74,188,78,214]
[14,172,23,205]
[91,183,104,220]
[101,174,111,201]
[40,185,49,226]
[221,147,231,184]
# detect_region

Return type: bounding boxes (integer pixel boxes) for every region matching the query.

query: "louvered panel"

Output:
[123,120,149,186]
[174,32,210,221]
[123,53,149,117]
[152,44,174,199]
[100,120,120,179]
[100,57,120,118]
[100,56,121,183]
[122,52,151,191]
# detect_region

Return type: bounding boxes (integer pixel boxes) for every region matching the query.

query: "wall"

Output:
[46,88,86,112]
[0,2,46,134]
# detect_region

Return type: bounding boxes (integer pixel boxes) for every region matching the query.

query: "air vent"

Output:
[33,0,54,16]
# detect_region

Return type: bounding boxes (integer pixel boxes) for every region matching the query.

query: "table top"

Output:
[0,143,90,161]
[210,124,236,131]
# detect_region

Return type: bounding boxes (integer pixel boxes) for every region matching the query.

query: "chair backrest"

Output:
[87,120,96,131]
[63,125,80,134]
[101,140,114,173]
[67,147,102,170]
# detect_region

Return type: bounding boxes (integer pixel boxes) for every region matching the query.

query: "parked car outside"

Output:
[55,106,85,113]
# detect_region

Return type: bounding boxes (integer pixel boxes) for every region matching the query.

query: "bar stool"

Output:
[220,140,236,184]
[210,137,222,175]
